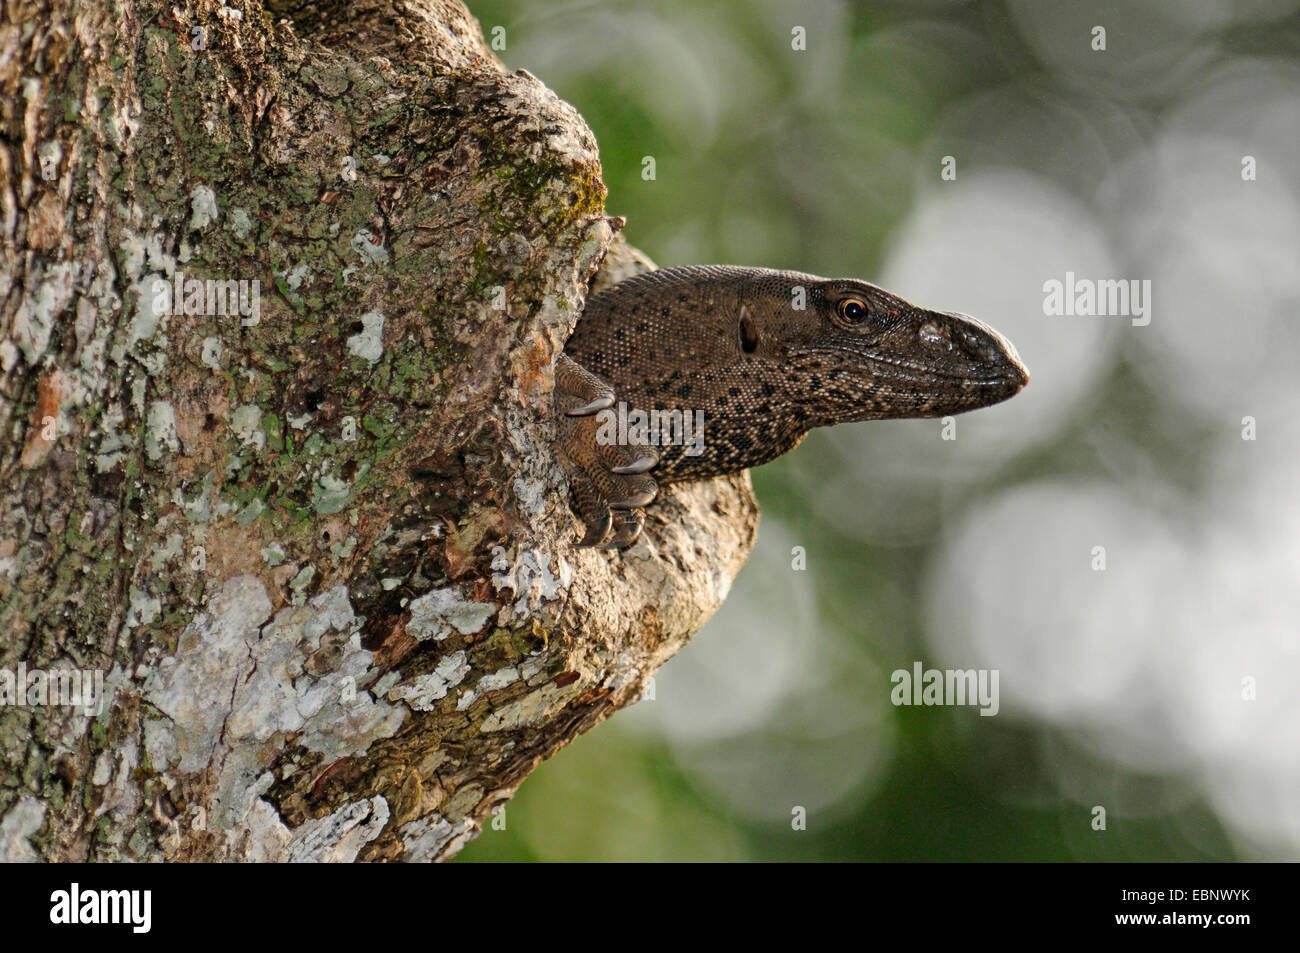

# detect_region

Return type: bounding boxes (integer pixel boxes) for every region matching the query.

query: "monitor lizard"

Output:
[555,265,1029,548]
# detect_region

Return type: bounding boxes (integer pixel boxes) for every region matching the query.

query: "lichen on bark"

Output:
[0,0,757,861]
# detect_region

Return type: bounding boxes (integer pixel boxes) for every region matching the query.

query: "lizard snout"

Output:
[938,311,1030,391]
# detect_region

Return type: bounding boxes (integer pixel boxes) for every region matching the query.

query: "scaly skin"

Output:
[555,265,1029,547]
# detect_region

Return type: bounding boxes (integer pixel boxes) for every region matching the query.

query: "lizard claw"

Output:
[575,510,613,548]
[556,354,616,416]
[611,450,659,475]
[600,509,645,549]
[554,352,660,549]
[566,395,615,417]
[609,486,657,510]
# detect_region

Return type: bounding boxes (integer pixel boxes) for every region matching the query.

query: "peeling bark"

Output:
[0,0,757,861]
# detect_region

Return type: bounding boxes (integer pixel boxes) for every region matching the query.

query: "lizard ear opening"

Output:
[739,304,760,354]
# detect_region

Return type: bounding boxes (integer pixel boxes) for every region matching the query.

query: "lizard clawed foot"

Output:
[554,353,660,549]
[600,507,645,549]
[556,352,615,417]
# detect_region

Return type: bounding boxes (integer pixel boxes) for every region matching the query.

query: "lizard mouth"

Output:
[791,344,1030,390]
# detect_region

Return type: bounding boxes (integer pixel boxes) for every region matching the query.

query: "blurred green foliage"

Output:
[454,0,1298,862]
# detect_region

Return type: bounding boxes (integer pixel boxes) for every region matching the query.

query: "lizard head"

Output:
[775,277,1030,424]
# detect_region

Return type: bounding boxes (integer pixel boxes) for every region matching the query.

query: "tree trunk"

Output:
[0,0,757,862]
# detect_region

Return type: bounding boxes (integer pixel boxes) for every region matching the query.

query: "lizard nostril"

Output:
[919,321,950,349]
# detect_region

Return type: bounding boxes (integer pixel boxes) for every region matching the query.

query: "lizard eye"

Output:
[837,297,869,323]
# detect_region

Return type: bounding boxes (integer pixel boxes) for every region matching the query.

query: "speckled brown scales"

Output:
[556,265,1030,548]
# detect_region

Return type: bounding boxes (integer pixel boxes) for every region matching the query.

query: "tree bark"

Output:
[0,0,757,862]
